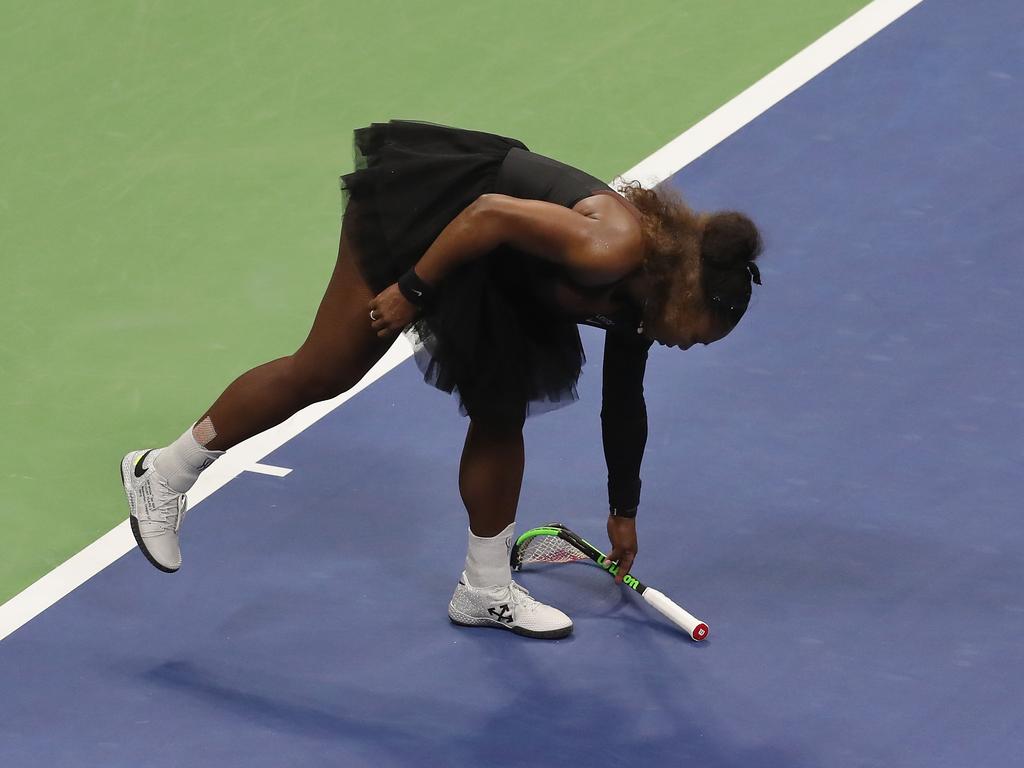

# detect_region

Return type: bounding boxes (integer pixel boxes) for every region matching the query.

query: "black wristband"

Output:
[397,268,436,309]
[609,505,638,519]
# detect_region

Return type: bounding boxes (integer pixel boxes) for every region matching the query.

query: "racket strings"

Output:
[516,535,589,566]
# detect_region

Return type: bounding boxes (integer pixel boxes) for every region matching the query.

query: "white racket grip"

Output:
[642,588,709,641]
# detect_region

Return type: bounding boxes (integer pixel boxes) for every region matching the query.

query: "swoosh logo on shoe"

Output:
[134,449,154,478]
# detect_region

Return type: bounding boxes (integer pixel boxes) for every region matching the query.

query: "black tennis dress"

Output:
[341,120,653,512]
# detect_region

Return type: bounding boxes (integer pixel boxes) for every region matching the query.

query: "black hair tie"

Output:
[747,262,762,285]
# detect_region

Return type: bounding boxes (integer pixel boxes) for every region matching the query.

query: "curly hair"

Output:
[618,183,762,332]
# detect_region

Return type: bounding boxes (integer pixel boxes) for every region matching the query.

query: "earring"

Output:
[636,298,648,335]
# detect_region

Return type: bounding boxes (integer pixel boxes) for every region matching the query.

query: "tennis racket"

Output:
[510,522,709,641]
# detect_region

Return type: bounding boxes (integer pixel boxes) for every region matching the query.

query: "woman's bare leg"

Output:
[459,418,525,537]
[200,226,395,451]
[126,222,397,572]
[450,413,573,638]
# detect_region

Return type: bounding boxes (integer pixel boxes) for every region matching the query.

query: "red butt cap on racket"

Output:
[642,588,710,641]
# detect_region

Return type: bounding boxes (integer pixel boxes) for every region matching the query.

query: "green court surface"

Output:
[0,1,867,604]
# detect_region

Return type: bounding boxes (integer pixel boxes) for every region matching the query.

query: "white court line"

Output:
[615,0,924,188]
[0,0,924,644]
[0,338,414,642]
[246,463,293,477]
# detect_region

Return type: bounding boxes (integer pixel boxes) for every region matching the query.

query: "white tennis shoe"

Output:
[448,572,573,639]
[120,449,187,573]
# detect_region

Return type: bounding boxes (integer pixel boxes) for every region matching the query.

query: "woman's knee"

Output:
[467,404,527,437]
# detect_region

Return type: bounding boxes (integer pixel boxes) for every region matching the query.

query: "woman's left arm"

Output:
[601,330,654,581]
[368,194,640,336]
[415,193,639,286]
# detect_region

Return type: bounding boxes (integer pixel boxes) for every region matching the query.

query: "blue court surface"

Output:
[2,1,1022,765]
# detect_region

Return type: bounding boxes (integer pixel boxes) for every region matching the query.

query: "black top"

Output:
[496,147,612,208]
[497,148,653,516]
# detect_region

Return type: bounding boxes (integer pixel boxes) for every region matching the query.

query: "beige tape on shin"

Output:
[192,416,217,447]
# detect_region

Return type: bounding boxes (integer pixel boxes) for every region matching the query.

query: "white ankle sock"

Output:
[154,423,223,494]
[464,522,515,588]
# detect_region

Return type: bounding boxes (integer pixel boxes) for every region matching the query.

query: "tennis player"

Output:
[121,120,762,639]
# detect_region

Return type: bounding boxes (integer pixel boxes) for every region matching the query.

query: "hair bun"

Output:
[699,211,763,326]
[701,211,763,270]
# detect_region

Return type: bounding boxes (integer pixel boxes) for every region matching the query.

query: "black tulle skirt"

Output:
[340,120,585,426]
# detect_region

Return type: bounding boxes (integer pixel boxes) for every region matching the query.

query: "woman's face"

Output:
[647,306,729,349]
[642,250,731,349]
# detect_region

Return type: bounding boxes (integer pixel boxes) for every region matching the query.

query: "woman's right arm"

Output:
[601,330,653,517]
[601,329,654,581]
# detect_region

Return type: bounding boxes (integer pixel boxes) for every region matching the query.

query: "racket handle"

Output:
[642,588,709,641]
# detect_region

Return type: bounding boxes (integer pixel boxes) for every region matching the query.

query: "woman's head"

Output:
[620,184,763,348]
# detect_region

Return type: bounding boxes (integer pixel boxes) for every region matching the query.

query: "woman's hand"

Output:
[606,516,638,583]
[368,283,418,338]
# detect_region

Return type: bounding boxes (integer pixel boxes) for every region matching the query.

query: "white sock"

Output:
[464,522,515,588]
[154,422,223,494]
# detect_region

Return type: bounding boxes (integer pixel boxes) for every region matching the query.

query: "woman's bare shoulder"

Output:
[566,193,644,284]
[573,190,639,221]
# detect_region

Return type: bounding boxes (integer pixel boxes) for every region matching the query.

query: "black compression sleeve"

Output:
[600,331,653,516]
